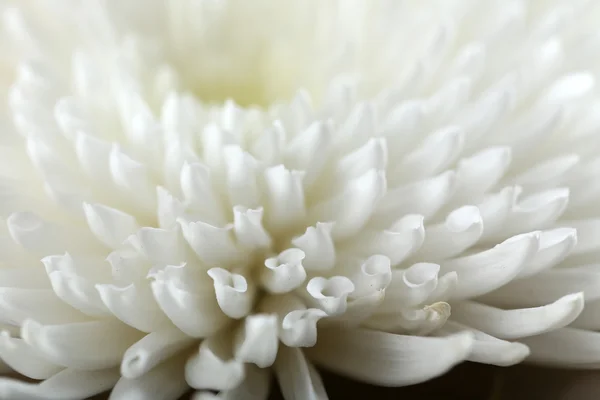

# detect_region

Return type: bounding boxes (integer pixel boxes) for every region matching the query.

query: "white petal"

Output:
[517,227,577,278]
[292,222,336,271]
[490,188,570,241]
[520,327,600,367]
[234,313,279,368]
[0,287,90,326]
[333,137,387,188]
[42,254,110,317]
[96,282,171,332]
[449,146,511,206]
[7,212,102,256]
[74,132,112,182]
[451,292,584,340]
[393,126,464,183]
[285,121,332,189]
[83,203,139,249]
[481,268,600,308]
[224,145,261,209]
[185,337,245,391]
[179,219,245,267]
[208,268,256,319]
[274,346,328,400]
[305,276,354,316]
[437,321,530,367]
[309,169,386,240]
[151,266,229,338]
[379,263,440,312]
[333,102,375,154]
[128,226,187,266]
[413,205,483,261]
[366,302,451,335]
[263,165,306,234]
[305,326,473,386]
[109,145,156,212]
[180,162,227,226]
[349,255,392,298]
[111,354,188,400]
[0,331,63,379]
[343,214,424,267]
[121,327,195,379]
[156,187,186,230]
[442,232,539,300]
[374,170,455,225]
[260,249,307,294]
[232,206,272,250]
[21,319,143,370]
[0,368,120,400]
[259,295,326,348]
[539,72,595,106]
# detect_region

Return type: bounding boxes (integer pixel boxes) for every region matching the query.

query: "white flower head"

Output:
[0,0,598,398]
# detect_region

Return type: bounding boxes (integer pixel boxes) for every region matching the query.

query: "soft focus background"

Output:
[87,364,600,399]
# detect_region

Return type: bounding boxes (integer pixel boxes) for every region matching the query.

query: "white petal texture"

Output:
[1,0,600,399]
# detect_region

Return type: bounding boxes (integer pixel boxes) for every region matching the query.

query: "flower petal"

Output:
[0,368,120,400]
[442,232,539,300]
[450,292,584,340]
[436,321,530,367]
[292,222,336,271]
[110,354,188,400]
[274,346,328,400]
[305,326,473,386]
[185,337,245,391]
[259,249,307,294]
[121,327,195,379]
[234,313,279,368]
[208,268,256,319]
[96,282,171,332]
[21,319,143,370]
[0,331,63,379]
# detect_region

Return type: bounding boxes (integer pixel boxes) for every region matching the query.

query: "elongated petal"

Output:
[0,368,120,400]
[343,214,424,267]
[208,268,256,319]
[305,276,354,316]
[121,327,195,379]
[110,354,188,400]
[437,321,530,367]
[274,346,328,400]
[234,313,279,368]
[379,263,440,312]
[0,332,63,379]
[21,319,143,370]
[451,292,584,340]
[292,222,336,271]
[413,205,483,261]
[0,288,88,325]
[83,203,139,249]
[481,268,600,308]
[517,227,577,278]
[309,169,386,240]
[305,326,473,386]
[96,282,171,332]
[442,232,539,299]
[185,338,245,391]
[151,273,229,338]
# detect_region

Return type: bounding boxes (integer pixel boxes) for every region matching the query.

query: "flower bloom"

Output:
[0,0,600,399]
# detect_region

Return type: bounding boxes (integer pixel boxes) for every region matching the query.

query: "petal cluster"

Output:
[0,0,599,399]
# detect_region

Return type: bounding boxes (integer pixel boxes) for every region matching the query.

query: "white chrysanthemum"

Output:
[0,0,600,398]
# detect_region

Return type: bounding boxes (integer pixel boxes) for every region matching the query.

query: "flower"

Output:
[0,0,599,398]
